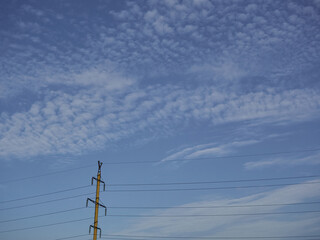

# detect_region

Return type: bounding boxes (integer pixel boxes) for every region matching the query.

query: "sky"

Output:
[0,0,320,239]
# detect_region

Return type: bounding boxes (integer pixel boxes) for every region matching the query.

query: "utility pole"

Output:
[87,161,107,240]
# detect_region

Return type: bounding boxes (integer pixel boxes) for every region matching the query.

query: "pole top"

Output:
[98,161,103,173]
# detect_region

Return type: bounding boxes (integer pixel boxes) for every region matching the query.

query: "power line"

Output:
[102,234,320,239]
[2,175,318,204]
[102,237,320,240]
[0,185,91,204]
[0,148,319,184]
[0,207,85,223]
[102,148,320,165]
[57,233,320,240]
[0,217,93,234]
[56,235,89,240]
[108,201,320,209]
[104,181,320,192]
[105,210,320,217]
[102,235,320,240]
[1,209,319,234]
[2,182,319,211]
[0,192,95,211]
[108,174,320,186]
[0,164,95,184]
[1,201,319,223]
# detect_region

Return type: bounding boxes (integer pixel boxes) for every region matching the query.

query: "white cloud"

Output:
[1,0,320,160]
[245,152,320,170]
[189,60,247,82]
[21,4,44,17]
[192,0,213,8]
[2,0,319,93]
[43,63,135,91]
[161,139,261,162]
[0,83,319,160]
[245,3,258,13]
[144,9,158,22]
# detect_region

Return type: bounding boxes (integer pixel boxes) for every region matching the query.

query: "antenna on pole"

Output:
[86,161,107,240]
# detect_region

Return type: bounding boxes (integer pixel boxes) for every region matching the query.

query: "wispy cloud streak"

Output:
[112,180,320,236]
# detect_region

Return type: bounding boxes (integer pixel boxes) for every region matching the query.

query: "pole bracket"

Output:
[91,177,106,191]
[89,225,102,238]
[86,198,107,216]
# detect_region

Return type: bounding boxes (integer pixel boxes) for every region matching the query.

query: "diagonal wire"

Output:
[2,209,320,235]
[0,192,95,211]
[0,185,91,203]
[0,207,86,223]
[0,164,95,184]
[57,233,320,240]
[0,217,93,233]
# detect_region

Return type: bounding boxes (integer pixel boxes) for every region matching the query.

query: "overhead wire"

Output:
[104,210,320,217]
[1,147,319,184]
[55,234,89,240]
[57,236,320,240]
[1,200,320,223]
[0,216,93,234]
[102,238,320,240]
[107,174,320,186]
[56,233,320,240]
[1,182,319,211]
[0,185,91,204]
[1,209,320,234]
[1,174,319,204]
[2,201,320,223]
[107,201,320,209]
[1,180,320,210]
[1,199,320,223]
[103,181,320,192]
[0,164,95,184]
[99,234,320,239]
[0,207,85,223]
[1,149,319,237]
[0,192,95,211]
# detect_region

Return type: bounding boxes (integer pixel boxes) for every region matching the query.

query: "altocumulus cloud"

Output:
[0,75,319,159]
[0,0,320,160]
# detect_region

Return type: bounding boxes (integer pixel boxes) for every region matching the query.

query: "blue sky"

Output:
[0,0,320,239]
